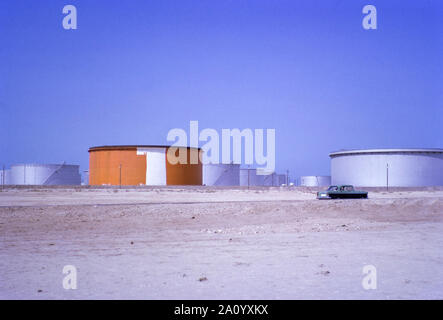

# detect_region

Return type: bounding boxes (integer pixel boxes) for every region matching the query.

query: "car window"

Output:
[345,186,354,191]
[328,186,338,191]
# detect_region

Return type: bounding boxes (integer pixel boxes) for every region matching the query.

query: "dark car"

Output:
[317,185,368,199]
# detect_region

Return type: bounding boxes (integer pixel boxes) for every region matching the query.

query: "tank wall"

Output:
[331,153,443,187]
[203,164,240,186]
[45,165,81,185]
[137,148,167,186]
[10,164,81,185]
[165,148,202,185]
[277,174,286,186]
[83,171,89,185]
[240,169,265,186]
[262,173,285,186]
[89,149,147,186]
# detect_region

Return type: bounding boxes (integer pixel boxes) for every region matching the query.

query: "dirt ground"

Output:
[1,186,442,299]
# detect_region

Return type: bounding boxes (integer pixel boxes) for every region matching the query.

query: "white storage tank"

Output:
[300,176,331,187]
[240,168,265,186]
[82,170,89,186]
[263,172,287,186]
[203,163,240,186]
[330,148,443,187]
[10,163,81,185]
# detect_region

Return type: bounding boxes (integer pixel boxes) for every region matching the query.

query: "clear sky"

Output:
[1,0,442,180]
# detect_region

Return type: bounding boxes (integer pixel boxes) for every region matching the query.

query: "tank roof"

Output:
[88,145,201,152]
[329,148,443,157]
[10,163,79,167]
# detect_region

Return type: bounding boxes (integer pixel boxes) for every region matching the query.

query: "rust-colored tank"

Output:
[88,145,202,186]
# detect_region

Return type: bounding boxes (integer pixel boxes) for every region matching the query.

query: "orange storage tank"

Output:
[88,145,202,186]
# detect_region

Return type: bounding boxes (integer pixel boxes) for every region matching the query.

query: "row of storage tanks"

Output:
[2,146,443,187]
[0,163,288,187]
[0,146,287,187]
[87,145,287,187]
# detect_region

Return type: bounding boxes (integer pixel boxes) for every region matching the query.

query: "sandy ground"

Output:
[1,186,443,299]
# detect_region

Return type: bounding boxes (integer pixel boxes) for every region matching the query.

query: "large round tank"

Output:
[88,145,202,186]
[9,164,81,185]
[330,148,443,187]
[203,163,240,186]
[300,176,331,187]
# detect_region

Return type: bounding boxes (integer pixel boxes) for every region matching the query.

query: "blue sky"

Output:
[1,0,442,179]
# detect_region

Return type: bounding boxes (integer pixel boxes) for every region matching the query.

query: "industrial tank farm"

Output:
[8,164,81,185]
[330,148,443,187]
[88,145,202,186]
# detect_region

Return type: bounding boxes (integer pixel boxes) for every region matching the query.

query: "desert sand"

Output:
[1,186,442,299]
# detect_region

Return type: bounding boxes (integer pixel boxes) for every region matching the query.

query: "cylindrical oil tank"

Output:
[300,176,331,187]
[9,164,81,185]
[88,145,202,186]
[203,163,240,186]
[262,172,286,186]
[82,171,89,185]
[239,168,265,186]
[330,148,443,187]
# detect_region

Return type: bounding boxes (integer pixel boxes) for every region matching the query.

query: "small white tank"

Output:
[10,163,81,185]
[240,169,265,186]
[300,176,331,187]
[203,163,240,186]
